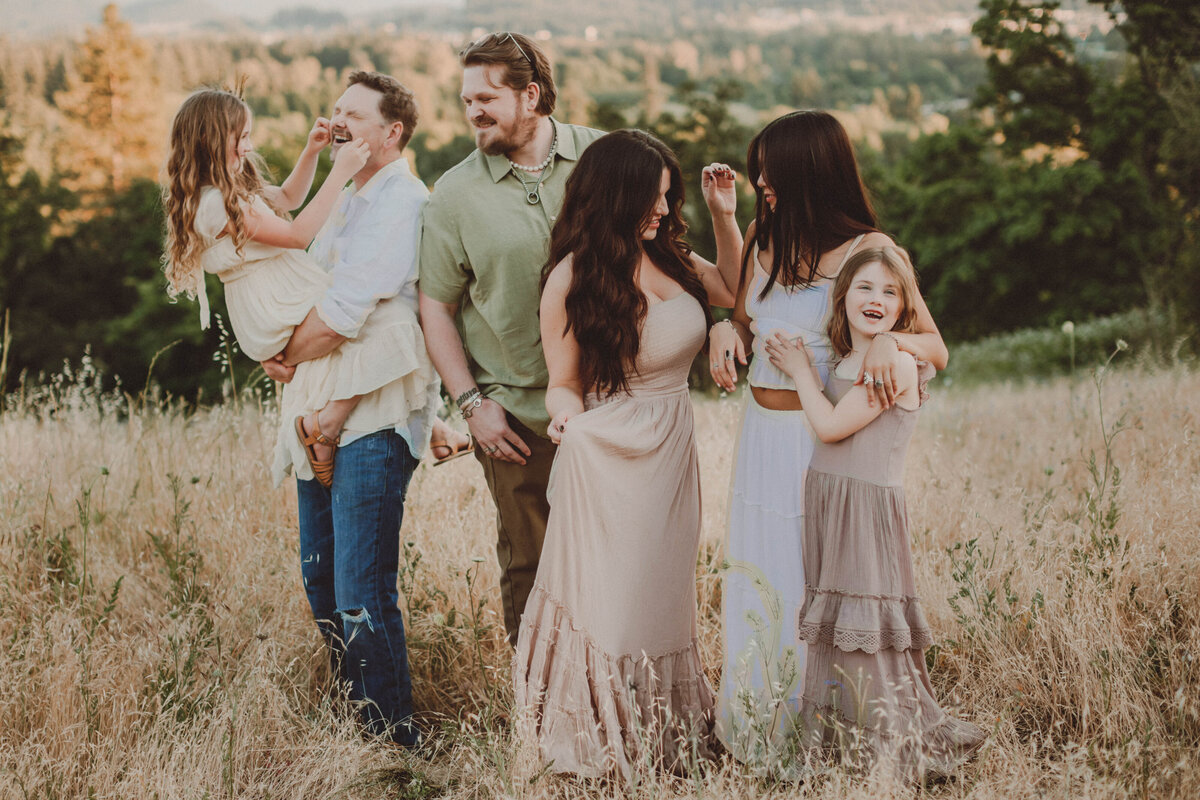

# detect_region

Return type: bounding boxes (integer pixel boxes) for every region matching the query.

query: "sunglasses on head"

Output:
[480,32,540,84]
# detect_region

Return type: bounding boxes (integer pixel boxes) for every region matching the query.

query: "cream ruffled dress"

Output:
[195,186,439,484]
[512,292,716,780]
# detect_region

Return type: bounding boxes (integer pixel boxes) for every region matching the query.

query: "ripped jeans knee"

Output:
[337,606,376,638]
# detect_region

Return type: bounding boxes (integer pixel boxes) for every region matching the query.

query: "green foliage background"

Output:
[0,1,1196,399]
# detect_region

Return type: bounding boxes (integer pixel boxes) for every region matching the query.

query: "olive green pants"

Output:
[473,412,556,645]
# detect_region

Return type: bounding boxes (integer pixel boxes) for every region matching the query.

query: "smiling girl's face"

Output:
[228,111,252,171]
[844,260,902,339]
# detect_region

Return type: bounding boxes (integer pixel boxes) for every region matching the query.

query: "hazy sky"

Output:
[0,0,456,34]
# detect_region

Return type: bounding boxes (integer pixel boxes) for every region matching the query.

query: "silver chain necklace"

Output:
[509,130,558,205]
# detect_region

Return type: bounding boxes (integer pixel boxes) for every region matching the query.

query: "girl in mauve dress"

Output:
[766,245,985,780]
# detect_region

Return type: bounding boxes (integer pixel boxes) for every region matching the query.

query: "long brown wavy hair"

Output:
[161,85,278,304]
[746,110,878,299]
[542,129,713,397]
[827,246,920,358]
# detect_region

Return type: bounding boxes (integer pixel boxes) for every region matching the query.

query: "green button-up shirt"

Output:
[419,119,604,437]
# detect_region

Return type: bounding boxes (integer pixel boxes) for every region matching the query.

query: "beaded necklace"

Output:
[508,128,558,205]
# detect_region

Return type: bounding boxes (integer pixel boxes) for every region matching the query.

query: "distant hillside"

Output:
[1,0,1100,37]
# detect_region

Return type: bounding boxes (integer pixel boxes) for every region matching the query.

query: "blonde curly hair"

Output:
[161,85,277,305]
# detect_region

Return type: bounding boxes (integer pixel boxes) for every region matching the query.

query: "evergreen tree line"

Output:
[0,1,1195,401]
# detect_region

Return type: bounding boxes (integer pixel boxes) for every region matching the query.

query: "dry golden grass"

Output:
[1,359,1198,799]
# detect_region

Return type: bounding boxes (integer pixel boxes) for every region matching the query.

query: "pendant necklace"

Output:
[509,129,558,205]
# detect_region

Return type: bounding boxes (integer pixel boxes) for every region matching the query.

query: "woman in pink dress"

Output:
[513,129,741,779]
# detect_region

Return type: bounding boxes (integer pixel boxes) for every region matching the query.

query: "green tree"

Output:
[1087,0,1200,317]
[879,125,1151,339]
[877,0,1199,340]
[0,134,76,389]
[639,80,755,262]
[973,0,1093,152]
[55,3,161,198]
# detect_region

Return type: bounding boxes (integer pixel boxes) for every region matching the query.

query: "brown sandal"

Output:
[295,415,339,488]
[430,434,474,466]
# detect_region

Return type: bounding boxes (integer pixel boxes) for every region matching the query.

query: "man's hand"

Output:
[282,308,347,366]
[261,354,296,383]
[468,399,532,465]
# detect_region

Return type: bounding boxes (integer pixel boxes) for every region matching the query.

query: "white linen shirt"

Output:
[307,156,435,454]
[310,157,428,338]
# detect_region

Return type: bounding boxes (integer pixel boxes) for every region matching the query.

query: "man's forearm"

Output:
[419,295,478,401]
[282,307,347,365]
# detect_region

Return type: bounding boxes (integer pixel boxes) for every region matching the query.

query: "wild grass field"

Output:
[1,354,1198,799]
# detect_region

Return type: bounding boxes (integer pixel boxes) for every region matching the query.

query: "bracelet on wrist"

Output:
[456,388,484,419]
[460,395,484,419]
[455,387,481,408]
[711,319,736,335]
[877,332,901,348]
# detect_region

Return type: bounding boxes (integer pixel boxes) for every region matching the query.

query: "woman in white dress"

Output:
[708,110,949,769]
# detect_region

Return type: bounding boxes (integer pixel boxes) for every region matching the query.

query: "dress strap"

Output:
[834,233,868,272]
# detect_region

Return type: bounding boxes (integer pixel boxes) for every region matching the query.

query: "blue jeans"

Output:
[296,429,419,746]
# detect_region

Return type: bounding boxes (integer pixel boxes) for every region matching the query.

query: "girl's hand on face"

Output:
[701,162,738,217]
[765,332,810,377]
[708,320,746,392]
[307,117,332,151]
[858,333,899,409]
[329,139,370,180]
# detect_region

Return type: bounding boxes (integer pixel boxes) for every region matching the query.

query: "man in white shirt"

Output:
[262,71,432,748]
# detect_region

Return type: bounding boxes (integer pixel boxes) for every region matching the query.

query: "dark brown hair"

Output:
[347,70,418,150]
[460,32,556,115]
[827,246,920,357]
[542,130,713,397]
[746,110,878,299]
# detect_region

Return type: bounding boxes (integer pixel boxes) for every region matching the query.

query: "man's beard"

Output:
[476,106,539,157]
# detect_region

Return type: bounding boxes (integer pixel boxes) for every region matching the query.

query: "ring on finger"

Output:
[863,373,874,384]
[874,378,885,387]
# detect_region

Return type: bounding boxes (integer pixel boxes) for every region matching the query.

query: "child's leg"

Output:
[299,396,361,465]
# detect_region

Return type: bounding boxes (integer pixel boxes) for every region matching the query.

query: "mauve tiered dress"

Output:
[798,363,985,778]
[512,292,715,779]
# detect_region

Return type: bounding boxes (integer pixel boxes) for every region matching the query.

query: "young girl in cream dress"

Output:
[162,88,460,485]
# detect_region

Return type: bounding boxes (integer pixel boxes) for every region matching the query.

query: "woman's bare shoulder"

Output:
[860,231,896,249]
[542,254,575,297]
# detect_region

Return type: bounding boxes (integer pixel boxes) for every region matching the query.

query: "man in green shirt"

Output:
[419,32,604,644]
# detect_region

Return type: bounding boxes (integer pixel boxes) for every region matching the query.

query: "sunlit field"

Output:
[1,357,1198,799]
